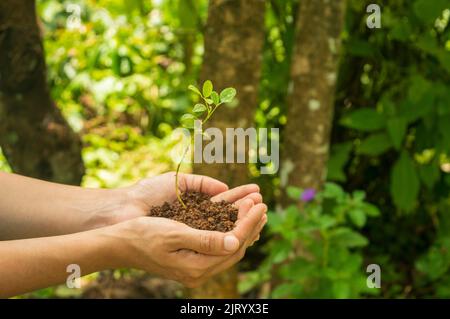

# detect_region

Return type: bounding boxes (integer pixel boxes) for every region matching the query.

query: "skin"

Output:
[0,171,266,298]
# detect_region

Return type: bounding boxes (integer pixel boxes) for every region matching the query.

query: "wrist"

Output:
[91,223,132,270]
[98,218,146,270]
[81,188,130,230]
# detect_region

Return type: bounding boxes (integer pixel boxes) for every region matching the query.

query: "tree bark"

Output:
[190,0,265,298]
[0,0,84,185]
[282,0,347,199]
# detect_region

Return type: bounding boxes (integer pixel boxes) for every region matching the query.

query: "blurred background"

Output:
[1,0,450,298]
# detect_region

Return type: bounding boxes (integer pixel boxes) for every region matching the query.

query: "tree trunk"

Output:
[282,0,346,198]
[190,0,265,298]
[0,0,84,185]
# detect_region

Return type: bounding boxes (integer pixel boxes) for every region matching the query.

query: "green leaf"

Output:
[389,18,412,42]
[390,151,420,212]
[439,114,450,151]
[332,281,351,299]
[330,227,368,248]
[192,104,207,115]
[205,98,213,104]
[286,186,302,200]
[323,182,345,199]
[419,163,440,189]
[352,190,366,202]
[271,283,300,298]
[416,246,449,280]
[220,87,237,103]
[327,142,353,182]
[180,114,196,129]
[317,215,337,230]
[340,108,385,131]
[188,84,202,96]
[271,239,292,263]
[346,39,376,57]
[387,117,407,149]
[202,80,213,97]
[413,0,448,24]
[361,203,380,217]
[358,133,392,156]
[348,209,367,228]
[237,272,262,295]
[211,91,220,105]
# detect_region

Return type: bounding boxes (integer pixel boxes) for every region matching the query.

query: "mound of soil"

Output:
[148,191,238,232]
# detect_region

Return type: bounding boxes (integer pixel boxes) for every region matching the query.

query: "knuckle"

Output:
[253,193,263,202]
[199,233,215,252]
[166,229,183,245]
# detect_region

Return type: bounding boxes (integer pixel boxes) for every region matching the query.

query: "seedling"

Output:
[175,80,237,208]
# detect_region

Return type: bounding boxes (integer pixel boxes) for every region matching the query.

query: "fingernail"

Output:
[261,204,268,213]
[224,235,239,252]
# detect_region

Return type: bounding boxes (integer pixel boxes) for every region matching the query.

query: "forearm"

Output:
[0,226,124,298]
[0,172,129,239]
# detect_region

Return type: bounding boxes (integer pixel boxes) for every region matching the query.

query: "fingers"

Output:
[206,213,267,277]
[179,173,228,196]
[181,209,268,277]
[172,226,240,256]
[211,184,260,204]
[231,203,267,246]
[235,192,263,207]
[236,198,254,221]
[249,214,267,246]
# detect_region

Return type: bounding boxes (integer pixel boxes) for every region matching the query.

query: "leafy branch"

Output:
[175,80,237,208]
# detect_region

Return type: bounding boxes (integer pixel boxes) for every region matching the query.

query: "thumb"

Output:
[177,228,240,255]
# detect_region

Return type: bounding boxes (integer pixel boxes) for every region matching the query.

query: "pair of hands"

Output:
[108,172,267,288]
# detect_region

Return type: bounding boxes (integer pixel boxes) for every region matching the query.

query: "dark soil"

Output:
[148,191,238,232]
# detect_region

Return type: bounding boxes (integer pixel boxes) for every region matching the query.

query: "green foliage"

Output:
[245,0,450,298]
[0,148,12,173]
[340,108,385,132]
[37,0,207,137]
[240,183,380,298]
[330,0,450,215]
[181,80,236,130]
[326,0,450,298]
[358,133,392,156]
[390,151,420,212]
[2,0,447,299]
[81,125,176,188]
[415,200,450,290]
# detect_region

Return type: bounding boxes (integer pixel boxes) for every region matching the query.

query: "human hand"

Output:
[108,198,267,287]
[112,172,262,223]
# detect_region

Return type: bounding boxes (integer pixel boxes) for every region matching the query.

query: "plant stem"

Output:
[204,103,221,122]
[175,145,190,209]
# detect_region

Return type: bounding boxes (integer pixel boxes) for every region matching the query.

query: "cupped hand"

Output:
[111,198,267,288]
[114,172,262,223]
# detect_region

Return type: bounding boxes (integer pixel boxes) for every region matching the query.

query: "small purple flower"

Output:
[300,188,316,202]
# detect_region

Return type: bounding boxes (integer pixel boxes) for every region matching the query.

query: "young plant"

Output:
[175,80,237,208]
